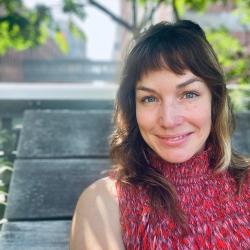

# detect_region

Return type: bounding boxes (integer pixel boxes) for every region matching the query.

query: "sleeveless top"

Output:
[115,148,250,249]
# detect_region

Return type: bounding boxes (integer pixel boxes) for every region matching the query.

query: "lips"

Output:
[157,132,193,146]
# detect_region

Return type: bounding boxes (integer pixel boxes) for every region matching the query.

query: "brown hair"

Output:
[109,20,249,226]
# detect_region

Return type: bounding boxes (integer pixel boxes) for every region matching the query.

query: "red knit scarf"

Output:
[115,148,250,249]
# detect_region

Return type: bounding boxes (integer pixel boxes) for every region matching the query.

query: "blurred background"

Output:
[0,0,249,224]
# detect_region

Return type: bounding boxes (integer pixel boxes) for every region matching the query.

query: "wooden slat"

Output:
[0,221,70,250]
[0,99,114,117]
[5,159,110,220]
[17,110,113,158]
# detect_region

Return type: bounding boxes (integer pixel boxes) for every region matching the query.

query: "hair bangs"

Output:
[134,35,192,81]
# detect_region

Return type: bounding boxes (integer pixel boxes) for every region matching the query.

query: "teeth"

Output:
[170,135,184,141]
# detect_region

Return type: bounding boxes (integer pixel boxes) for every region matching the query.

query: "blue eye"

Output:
[184,92,199,99]
[142,96,157,103]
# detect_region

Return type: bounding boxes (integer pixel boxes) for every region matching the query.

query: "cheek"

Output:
[190,101,212,132]
[136,106,156,132]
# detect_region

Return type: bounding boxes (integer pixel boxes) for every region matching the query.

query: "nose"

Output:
[159,99,184,128]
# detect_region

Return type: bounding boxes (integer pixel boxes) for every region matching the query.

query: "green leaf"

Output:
[54,31,69,53]
[63,0,86,19]
[184,0,208,12]
[176,0,186,17]
[69,20,86,40]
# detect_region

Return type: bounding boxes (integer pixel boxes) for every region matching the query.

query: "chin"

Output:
[162,156,191,164]
[157,150,196,164]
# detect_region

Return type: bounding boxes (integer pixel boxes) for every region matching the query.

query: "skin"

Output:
[70,177,125,250]
[136,69,212,163]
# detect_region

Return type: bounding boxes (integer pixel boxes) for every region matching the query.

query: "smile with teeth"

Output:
[169,135,186,141]
[157,132,193,145]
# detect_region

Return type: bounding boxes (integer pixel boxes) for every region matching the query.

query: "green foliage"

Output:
[0,159,13,205]
[0,0,23,12]
[53,18,86,54]
[229,89,249,112]
[69,20,86,40]
[0,158,13,225]
[206,28,249,111]
[63,0,86,19]
[172,0,227,18]
[175,0,187,17]
[0,130,16,160]
[184,0,209,11]
[0,2,51,54]
[234,0,250,24]
[0,0,86,55]
[54,31,69,54]
[206,28,248,82]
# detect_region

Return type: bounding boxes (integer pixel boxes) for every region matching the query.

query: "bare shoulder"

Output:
[70,177,124,250]
[82,177,117,199]
[74,177,118,216]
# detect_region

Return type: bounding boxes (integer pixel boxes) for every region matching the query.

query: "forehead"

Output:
[135,69,212,98]
[137,69,201,87]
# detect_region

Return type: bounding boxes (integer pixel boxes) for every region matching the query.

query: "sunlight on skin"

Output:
[136,69,212,163]
[70,177,124,250]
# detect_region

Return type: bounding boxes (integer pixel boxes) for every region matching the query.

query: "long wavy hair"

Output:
[109,20,249,227]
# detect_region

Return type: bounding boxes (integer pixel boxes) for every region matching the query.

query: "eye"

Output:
[141,96,157,103]
[183,91,199,99]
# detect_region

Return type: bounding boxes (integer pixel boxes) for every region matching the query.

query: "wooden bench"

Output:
[0,109,249,249]
[0,109,113,250]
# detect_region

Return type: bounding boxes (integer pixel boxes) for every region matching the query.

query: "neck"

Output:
[149,145,213,185]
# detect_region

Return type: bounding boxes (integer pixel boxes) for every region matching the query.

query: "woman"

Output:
[70,20,250,249]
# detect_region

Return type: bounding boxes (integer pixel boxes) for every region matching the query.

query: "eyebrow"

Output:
[176,77,202,89]
[136,77,202,92]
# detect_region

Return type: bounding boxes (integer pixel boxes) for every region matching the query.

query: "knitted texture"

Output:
[115,148,250,249]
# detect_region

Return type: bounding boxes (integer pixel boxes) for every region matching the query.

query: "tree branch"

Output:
[132,0,137,27]
[139,0,164,31]
[88,0,133,32]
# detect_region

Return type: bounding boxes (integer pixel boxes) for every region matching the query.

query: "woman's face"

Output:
[136,69,212,163]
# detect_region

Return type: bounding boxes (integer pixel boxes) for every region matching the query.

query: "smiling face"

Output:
[136,69,212,163]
